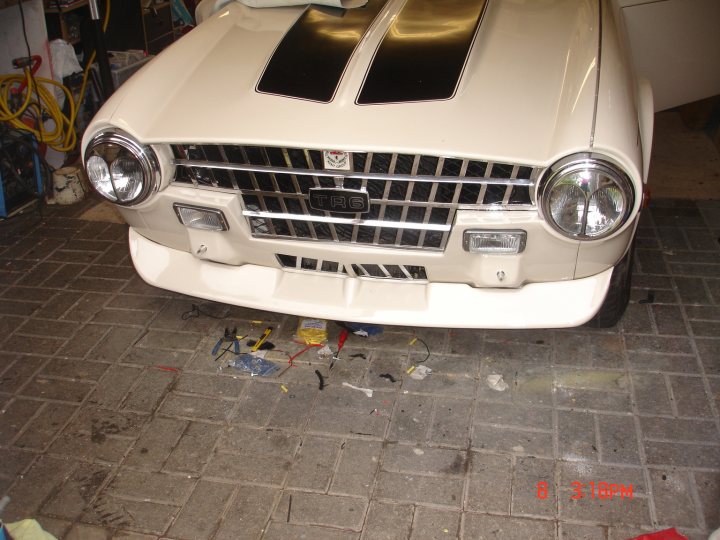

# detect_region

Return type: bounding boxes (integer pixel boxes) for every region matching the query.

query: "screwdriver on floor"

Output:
[329,328,349,370]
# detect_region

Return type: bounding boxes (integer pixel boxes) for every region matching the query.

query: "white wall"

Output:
[0,0,53,80]
[618,0,720,111]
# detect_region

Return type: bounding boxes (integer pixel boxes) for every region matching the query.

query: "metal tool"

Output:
[251,326,273,352]
[212,327,241,357]
[329,328,349,370]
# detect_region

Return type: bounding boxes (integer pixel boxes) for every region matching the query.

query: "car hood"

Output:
[107,0,600,165]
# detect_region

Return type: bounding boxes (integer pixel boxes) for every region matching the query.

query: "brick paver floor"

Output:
[0,197,718,540]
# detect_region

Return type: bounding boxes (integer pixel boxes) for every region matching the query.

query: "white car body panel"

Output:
[129,228,613,328]
[108,0,601,165]
[84,0,653,328]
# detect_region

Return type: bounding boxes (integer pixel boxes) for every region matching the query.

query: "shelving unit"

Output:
[44,0,176,55]
[105,1,175,55]
[43,0,89,45]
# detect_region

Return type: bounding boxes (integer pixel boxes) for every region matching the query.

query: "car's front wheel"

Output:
[585,242,634,328]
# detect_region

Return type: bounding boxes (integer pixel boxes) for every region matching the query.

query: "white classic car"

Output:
[82,0,666,328]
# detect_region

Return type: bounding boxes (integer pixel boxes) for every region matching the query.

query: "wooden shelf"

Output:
[44,0,88,13]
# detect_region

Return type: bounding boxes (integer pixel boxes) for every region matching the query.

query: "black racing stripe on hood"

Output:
[357,0,488,105]
[257,0,388,103]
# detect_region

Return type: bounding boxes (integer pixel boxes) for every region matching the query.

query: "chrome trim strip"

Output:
[173,159,533,186]
[242,210,451,231]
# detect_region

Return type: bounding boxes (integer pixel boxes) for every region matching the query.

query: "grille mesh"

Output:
[172,144,539,251]
[276,254,427,281]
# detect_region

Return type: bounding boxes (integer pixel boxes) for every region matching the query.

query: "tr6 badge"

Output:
[322,150,352,171]
[308,188,369,214]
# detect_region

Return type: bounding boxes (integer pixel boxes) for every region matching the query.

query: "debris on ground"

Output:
[379,373,397,383]
[638,290,656,304]
[296,318,328,344]
[228,353,280,376]
[317,344,333,358]
[342,382,373,397]
[315,370,325,390]
[341,322,384,337]
[409,336,431,363]
[212,327,243,360]
[330,329,349,370]
[486,373,509,391]
[249,326,274,352]
[408,365,432,380]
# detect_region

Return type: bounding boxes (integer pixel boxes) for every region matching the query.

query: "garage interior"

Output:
[1,1,719,539]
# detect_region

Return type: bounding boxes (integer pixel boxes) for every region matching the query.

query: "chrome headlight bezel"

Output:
[83,129,160,206]
[537,153,635,240]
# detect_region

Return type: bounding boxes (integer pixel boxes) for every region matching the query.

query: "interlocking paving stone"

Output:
[693,471,720,529]
[286,435,343,491]
[361,501,413,540]
[164,421,222,474]
[329,438,381,497]
[40,358,109,381]
[0,398,43,440]
[90,326,144,362]
[462,514,555,539]
[1,197,720,538]
[649,469,699,528]
[166,480,235,540]
[50,408,146,462]
[644,441,720,468]
[205,427,300,484]
[123,369,175,413]
[640,416,720,443]
[410,506,461,539]
[374,471,464,507]
[473,423,554,458]
[262,522,359,540]
[512,457,556,517]
[597,414,641,464]
[465,452,512,513]
[559,523,607,540]
[557,410,598,461]
[159,393,235,422]
[559,493,653,527]
[631,373,674,415]
[14,402,77,450]
[429,397,472,447]
[87,365,143,409]
[124,416,187,470]
[2,455,76,520]
[20,376,94,403]
[214,485,279,540]
[0,356,45,393]
[41,462,111,520]
[273,491,368,531]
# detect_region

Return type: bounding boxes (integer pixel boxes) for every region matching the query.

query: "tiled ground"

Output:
[0,196,719,540]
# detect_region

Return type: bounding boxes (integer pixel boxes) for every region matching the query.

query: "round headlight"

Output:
[538,154,634,240]
[83,130,160,205]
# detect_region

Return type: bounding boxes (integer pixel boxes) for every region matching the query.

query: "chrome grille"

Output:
[276,254,427,281]
[171,145,540,251]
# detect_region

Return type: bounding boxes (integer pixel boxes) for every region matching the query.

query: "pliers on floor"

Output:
[212,327,241,357]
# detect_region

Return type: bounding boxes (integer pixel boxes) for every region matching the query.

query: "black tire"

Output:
[584,243,634,328]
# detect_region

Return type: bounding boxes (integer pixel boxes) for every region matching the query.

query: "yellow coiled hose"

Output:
[0,0,110,153]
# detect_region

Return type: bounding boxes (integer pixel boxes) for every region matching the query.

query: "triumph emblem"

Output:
[322,150,352,171]
[308,188,369,214]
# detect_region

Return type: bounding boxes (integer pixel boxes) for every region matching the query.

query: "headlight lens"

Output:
[83,130,160,205]
[538,154,634,240]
